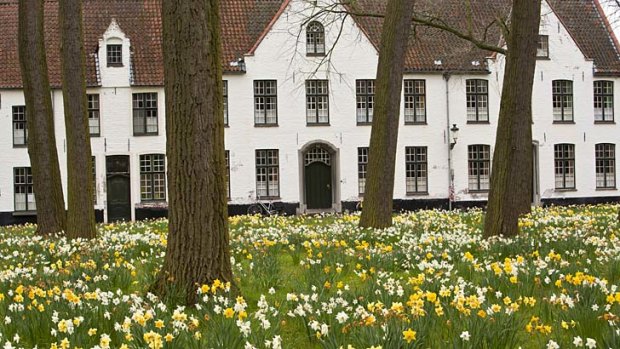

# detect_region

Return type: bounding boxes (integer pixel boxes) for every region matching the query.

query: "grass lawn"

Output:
[0,204,619,348]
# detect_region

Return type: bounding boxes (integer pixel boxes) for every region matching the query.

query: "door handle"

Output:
[326,184,331,189]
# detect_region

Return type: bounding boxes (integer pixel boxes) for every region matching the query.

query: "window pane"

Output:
[256,150,279,198]
[133,93,158,134]
[358,147,368,194]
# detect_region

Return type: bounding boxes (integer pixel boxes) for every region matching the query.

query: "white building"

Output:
[0,0,619,225]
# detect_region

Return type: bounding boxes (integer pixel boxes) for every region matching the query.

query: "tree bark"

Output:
[18,0,66,235]
[152,0,232,304]
[483,0,541,238]
[59,0,96,239]
[359,0,415,229]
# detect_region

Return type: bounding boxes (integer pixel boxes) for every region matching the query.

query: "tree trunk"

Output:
[152,0,232,304]
[59,0,96,239]
[18,0,66,235]
[483,0,541,238]
[359,0,415,229]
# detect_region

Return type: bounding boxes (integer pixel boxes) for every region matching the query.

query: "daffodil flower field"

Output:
[1,205,620,349]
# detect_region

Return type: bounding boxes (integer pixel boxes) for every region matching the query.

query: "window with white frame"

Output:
[106,44,122,66]
[468,144,490,191]
[223,80,229,126]
[306,80,329,124]
[594,80,614,122]
[537,35,549,58]
[552,80,573,122]
[356,80,374,124]
[14,167,35,211]
[255,149,279,198]
[225,150,231,199]
[466,79,489,122]
[12,106,27,146]
[140,154,166,201]
[405,146,428,194]
[404,80,426,124]
[358,147,368,195]
[92,156,97,204]
[254,80,277,125]
[306,21,325,55]
[554,144,575,189]
[87,94,100,136]
[133,93,158,135]
[595,143,615,189]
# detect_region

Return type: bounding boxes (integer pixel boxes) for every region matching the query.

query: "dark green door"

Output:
[106,156,131,222]
[305,162,332,209]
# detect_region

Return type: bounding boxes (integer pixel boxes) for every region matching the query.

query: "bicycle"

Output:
[247,192,281,216]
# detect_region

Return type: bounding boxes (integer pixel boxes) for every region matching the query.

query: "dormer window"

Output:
[107,44,122,66]
[306,21,325,56]
[537,35,549,59]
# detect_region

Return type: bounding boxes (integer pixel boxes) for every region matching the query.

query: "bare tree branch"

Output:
[303,1,507,55]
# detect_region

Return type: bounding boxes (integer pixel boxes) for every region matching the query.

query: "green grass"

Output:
[0,204,619,348]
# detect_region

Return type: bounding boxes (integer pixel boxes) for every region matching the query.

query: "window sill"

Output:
[536,57,550,60]
[554,188,577,192]
[90,134,101,138]
[357,122,372,126]
[404,122,428,126]
[596,187,617,191]
[257,197,280,201]
[254,123,278,128]
[406,192,429,196]
[306,123,330,127]
[107,63,124,67]
[552,121,575,124]
[306,53,326,57]
[466,121,490,125]
[136,201,168,209]
[12,144,28,148]
[13,211,36,217]
[468,190,489,194]
[594,120,615,125]
[133,133,159,137]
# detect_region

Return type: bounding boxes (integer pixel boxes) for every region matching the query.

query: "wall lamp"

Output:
[450,124,460,150]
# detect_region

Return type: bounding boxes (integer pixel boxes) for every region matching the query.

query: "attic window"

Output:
[306,21,325,56]
[537,35,549,59]
[107,44,123,66]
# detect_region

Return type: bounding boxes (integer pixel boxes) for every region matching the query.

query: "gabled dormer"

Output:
[98,18,132,87]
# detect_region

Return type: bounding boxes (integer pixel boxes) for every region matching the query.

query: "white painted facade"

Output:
[1,0,619,223]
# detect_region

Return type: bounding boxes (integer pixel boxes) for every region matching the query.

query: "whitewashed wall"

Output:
[1,0,619,221]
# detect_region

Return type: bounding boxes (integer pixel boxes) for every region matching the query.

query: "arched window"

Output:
[306,21,325,55]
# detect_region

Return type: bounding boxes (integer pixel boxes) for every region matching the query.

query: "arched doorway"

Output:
[304,144,333,210]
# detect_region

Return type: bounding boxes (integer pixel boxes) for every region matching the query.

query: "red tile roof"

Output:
[0,0,284,88]
[350,0,620,75]
[548,0,620,76]
[0,0,618,89]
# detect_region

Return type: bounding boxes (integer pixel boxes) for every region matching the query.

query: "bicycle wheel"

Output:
[247,204,262,215]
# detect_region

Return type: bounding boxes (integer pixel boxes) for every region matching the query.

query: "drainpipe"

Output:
[444,72,453,210]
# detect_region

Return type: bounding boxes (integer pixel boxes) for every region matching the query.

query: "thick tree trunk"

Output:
[18,0,66,235]
[483,0,541,238]
[359,0,414,229]
[59,0,96,239]
[152,0,232,304]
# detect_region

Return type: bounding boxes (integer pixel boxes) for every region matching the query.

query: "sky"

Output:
[601,1,620,40]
